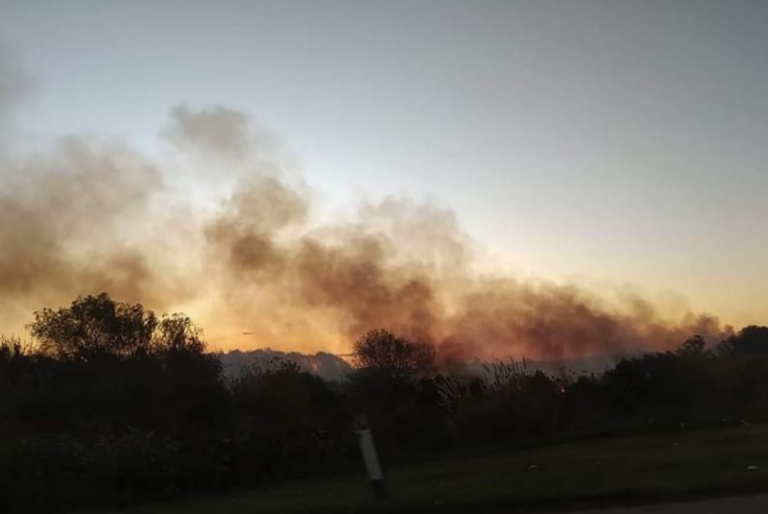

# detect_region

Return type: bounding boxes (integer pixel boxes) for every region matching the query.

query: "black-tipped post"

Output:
[354,415,389,499]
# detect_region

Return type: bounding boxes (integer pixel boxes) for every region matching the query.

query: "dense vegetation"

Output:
[2,293,768,512]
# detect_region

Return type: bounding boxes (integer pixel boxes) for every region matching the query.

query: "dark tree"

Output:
[352,329,436,380]
[28,293,157,360]
[27,293,212,361]
[675,335,708,358]
[23,293,225,435]
[717,325,768,357]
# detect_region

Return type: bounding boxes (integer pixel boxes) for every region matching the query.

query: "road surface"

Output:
[567,493,768,513]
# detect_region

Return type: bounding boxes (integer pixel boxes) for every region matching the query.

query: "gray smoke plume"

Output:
[0,55,732,359]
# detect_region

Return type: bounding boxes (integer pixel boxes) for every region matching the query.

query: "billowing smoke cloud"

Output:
[0,46,31,121]
[0,137,191,329]
[166,104,252,161]
[0,45,34,156]
[0,57,732,359]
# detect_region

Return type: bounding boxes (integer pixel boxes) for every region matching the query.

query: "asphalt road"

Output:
[568,493,768,513]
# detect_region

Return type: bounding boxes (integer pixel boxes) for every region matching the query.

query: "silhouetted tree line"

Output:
[1,294,768,512]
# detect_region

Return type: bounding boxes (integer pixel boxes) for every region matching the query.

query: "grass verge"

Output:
[91,425,768,513]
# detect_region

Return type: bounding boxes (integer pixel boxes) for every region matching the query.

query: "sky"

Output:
[0,0,767,350]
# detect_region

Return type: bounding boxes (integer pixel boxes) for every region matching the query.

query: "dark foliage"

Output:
[1,296,768,512]
[352,329,436,381]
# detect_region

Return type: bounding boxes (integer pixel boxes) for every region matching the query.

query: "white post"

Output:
[354,415,388,499]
